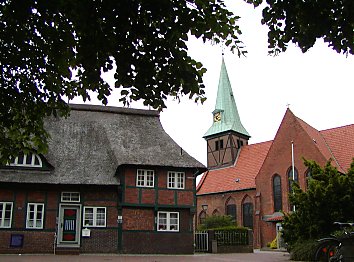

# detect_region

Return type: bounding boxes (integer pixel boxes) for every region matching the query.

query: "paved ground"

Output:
[0,250,290,262]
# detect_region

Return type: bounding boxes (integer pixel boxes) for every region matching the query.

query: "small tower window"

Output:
[215,140,224,151]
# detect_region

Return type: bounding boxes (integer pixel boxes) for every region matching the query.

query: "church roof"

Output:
[204,57,250,138]
[197,140,272,195]
[198,108,354,195]
[0,104,206,185]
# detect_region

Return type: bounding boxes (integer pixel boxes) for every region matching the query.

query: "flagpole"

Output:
[291,141,295,211]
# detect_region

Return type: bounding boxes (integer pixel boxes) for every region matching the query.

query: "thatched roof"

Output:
[0,104,206,185]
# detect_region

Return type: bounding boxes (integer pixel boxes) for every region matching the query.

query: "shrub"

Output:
[289,239,318,261]
[198,215,234,230]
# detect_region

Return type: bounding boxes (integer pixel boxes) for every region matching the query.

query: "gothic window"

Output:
[288,167,299,192]
[199,211,206,225]
[212,209,220,216]
[305,169,312,189]
[225,197,236,222]
[273,175,282,212]
[242,196,253,228]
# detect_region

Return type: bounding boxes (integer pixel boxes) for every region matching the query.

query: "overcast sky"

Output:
[75,0,354,168]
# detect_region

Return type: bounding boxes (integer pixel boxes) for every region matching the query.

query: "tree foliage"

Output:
[248,0,354,55]
[282,159,354,247]
[0,0,245,163]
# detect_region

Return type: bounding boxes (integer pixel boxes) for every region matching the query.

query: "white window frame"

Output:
[167,171,185,189]
[8,153,42,167]
[26,203,45,229]
[136,169,155,188]
[61,192,81,203]
[0,202,13,228]
[157,211,179,232]
[83,207,106,227]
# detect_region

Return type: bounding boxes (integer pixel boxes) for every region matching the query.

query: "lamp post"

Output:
[202,204,208,212]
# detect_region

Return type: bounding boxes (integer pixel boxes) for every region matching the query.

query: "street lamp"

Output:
[201,204,208,212]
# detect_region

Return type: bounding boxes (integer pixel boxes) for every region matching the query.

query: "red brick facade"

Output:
[0,184,119,254]
[0,165,198,254]
[118,166,197,254]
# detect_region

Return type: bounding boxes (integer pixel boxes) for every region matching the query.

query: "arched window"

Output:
[8,152,42,167]
[212,209,220,216]
[242,196,253,229]
[305,169,312,189]
[199,211,206,225]
[273,175,282,212]
[288,167,298,192]
[225,197,237,223]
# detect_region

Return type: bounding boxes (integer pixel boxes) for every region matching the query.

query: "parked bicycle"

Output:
[314,222,354,261]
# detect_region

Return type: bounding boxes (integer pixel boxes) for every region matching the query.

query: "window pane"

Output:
[34,155,40,166]
[26,154,33,165]
[18,152,24,164]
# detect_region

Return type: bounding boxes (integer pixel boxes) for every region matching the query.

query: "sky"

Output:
[74,0,354,169]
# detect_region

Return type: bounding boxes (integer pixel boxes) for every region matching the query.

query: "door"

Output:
[58,205,81,246]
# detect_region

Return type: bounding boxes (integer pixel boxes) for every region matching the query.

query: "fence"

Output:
[195,229,253,253]
[194,231,208,252]
[214,230,249,246]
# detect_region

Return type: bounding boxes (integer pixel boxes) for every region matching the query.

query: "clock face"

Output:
[213,112,221,122]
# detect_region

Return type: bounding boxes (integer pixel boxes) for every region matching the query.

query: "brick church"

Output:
[196,57,354,248]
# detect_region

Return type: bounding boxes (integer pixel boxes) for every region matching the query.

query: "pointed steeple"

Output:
[204,57,250,138]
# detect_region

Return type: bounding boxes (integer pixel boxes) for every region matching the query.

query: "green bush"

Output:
[289,239,318,261]
[198,215,234,230]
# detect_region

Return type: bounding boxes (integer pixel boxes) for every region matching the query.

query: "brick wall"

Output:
[122,208,154,231]
[255,110,330,246]
[196,190,256,228]
[0,184,119,254]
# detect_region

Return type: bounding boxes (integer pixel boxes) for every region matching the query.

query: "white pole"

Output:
[291,141,295,211]
[291,141,295,180]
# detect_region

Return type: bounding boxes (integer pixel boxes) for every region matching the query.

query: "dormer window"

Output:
[8,152,42,167]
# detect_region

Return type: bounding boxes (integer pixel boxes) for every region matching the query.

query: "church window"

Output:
[273,175,282,212]
[225,197,236,222]
[242,202,253,229]
[199,211,206,225]
[288,167,298,192]
[305,169,312,189]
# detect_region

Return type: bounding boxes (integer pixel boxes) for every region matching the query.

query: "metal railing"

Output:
[214,230,248,246]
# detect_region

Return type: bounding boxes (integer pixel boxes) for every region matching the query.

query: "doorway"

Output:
[57,204,81,247]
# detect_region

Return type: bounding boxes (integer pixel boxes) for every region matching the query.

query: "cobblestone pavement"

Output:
[0,250,290,262]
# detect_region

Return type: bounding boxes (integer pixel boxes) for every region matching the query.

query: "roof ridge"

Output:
[69,103,159,117]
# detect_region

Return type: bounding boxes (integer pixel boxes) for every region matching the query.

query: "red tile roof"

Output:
[197,141,272,195]
[321,124,354,173]
[264,215,284,222]
[295,116,340,170]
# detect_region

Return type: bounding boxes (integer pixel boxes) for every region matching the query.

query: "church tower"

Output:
[204,57,250,169]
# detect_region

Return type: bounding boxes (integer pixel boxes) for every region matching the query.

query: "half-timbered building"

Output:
[0,104,206,254]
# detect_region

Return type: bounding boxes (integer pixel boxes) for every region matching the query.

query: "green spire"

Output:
[204,57,250,138]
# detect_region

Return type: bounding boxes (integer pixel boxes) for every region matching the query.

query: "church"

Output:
[196,57,354,248]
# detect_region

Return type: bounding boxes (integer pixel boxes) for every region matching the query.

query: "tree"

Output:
[0,0,245,163]
[248,0,354,55]
[282,159,354,247]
